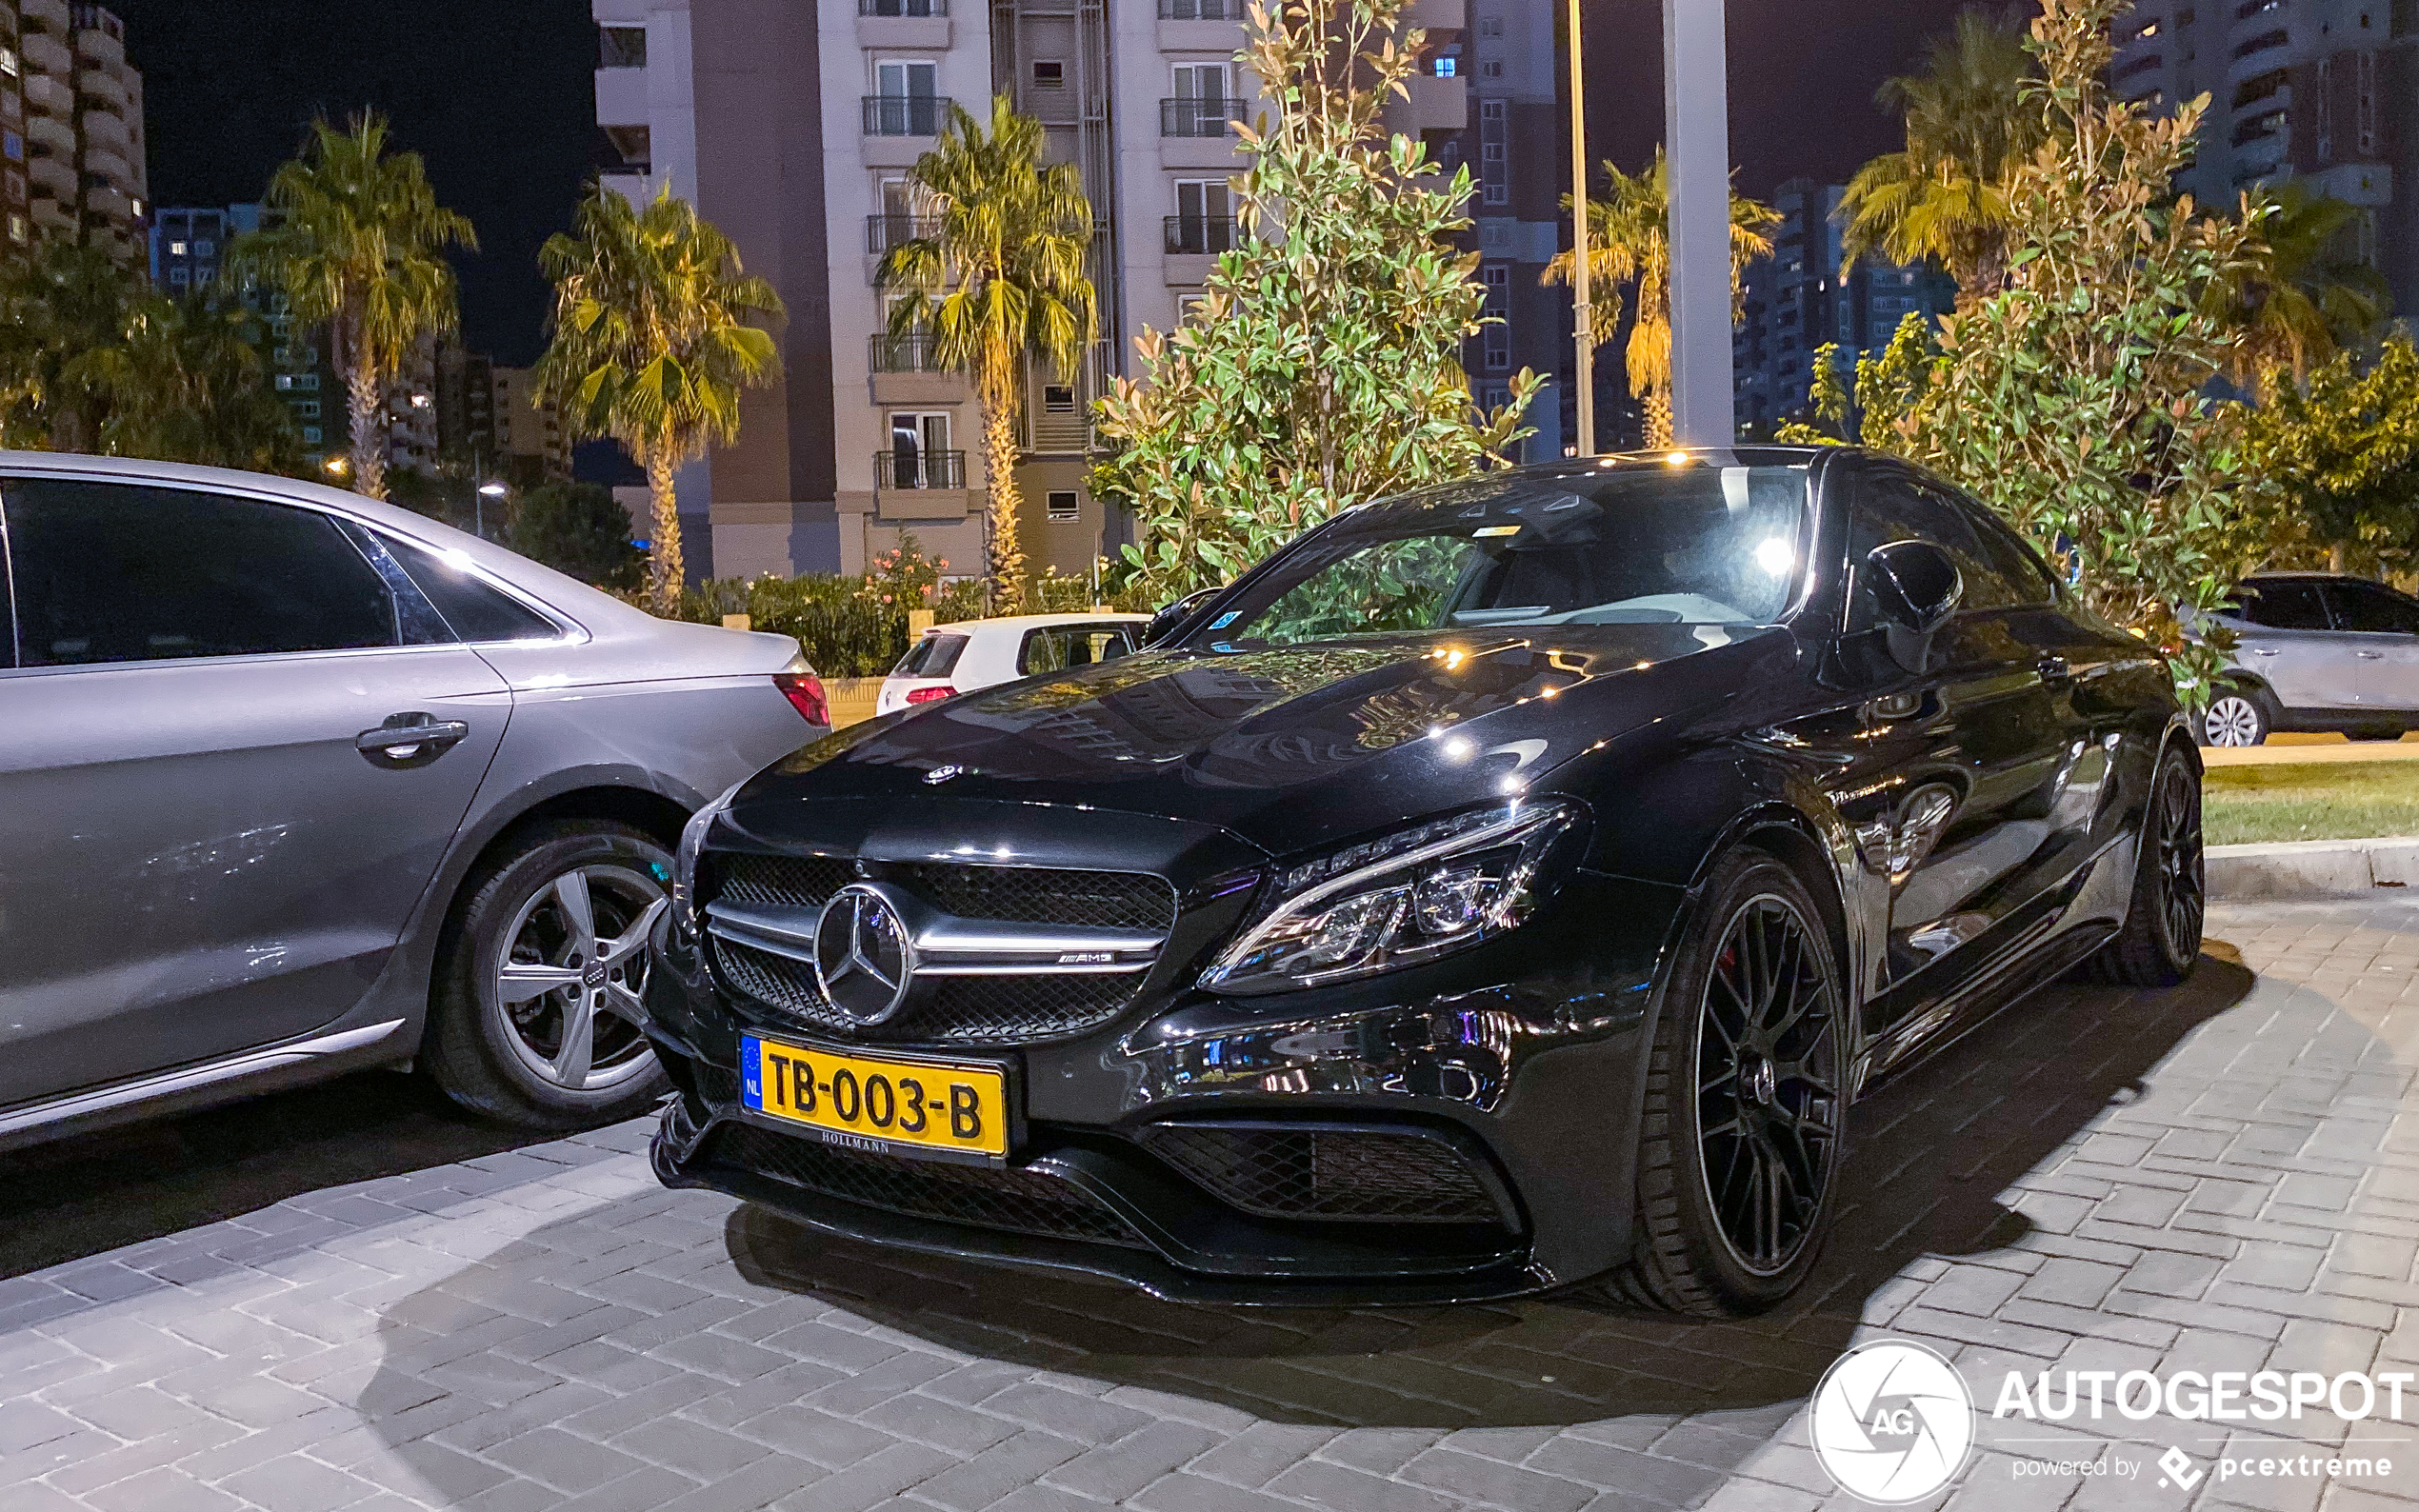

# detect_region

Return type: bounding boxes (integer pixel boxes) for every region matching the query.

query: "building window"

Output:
[2358,49,2378,155]
[7,214,24,244]
[1481,59,1505,78]
[1170,178,1237,252]
[0,48,16,78]
[1047,490,1079,521]
[0,129,16,163]
[1432,53,1457,77]
[1478,15,1503,36]
[169,267,188,285]
[302,427,322,444]
[2316,57,2332,159]
[1032,59,1064,89]
[599,26,647,69]
[298,400,320,419]
[1043,385,1076,413]
[885,410,954,488]
[1479,99,1509,208]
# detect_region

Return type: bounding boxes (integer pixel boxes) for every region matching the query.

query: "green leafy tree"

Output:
[538,181,784,613]
[1778,313,1942,447]
[0,242,298,469]
[877,98,1097,612]
[505,481,646,588]
[1839,6,2044,309]
[1541,150,1777,449]
[2235,335,2419,575]
[1094,0,1538,605]
[2213,178,2391,401]
[1883,0,2269,704]
[237,112,476,500]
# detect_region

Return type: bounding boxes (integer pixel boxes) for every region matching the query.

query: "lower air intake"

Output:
[1134,1123,1511,1226]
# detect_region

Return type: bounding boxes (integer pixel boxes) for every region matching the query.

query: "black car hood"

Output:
[733,626,1798,858]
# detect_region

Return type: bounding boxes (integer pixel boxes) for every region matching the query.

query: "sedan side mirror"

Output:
[1143,587,1224,648]
[1866,540,1962,673]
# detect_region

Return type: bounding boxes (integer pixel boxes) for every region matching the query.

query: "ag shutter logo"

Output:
[1811,1341,1976,1504]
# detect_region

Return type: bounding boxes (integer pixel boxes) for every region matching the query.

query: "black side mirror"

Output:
[1143,587,1224,648]
[1866,540,1962,673]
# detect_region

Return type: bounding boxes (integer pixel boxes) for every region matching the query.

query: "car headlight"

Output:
[1200,800,1584,996]
[672,779,749,941]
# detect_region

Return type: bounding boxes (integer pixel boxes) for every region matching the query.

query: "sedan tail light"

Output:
[906,686,956,706]
[773,672,829,726]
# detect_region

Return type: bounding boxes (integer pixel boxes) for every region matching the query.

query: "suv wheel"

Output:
[2087,749,2205,988]
[1604,850,1845,1316]
[2198,689,2269,747]
[426,820,673,1128]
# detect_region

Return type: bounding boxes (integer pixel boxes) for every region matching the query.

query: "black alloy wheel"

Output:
[1695,893,1843,1276]
[2088,747,2205,987]
[1610,849,1845,1316]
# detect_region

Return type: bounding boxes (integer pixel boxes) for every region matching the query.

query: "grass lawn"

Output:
[2205,760,2419,846]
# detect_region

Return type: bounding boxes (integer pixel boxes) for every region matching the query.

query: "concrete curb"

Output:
[2209,837,2419,900]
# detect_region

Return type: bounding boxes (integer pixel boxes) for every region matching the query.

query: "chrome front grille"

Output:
[701,852,1175,1044]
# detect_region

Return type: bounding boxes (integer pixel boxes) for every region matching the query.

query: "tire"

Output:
[425,819,674,1128]
[2197,687,2269,747]
[2087,748,2206,988]
[1601,849,1847,1317]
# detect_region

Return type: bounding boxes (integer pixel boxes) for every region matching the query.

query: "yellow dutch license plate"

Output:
[740,1035,1008,1158]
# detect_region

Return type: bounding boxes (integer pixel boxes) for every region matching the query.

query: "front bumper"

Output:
[645,870,1686,1305]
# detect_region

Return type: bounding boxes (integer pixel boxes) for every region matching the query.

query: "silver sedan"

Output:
[0,454,827,1145]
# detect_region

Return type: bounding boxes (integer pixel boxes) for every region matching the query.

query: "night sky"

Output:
[108,0,1988,368]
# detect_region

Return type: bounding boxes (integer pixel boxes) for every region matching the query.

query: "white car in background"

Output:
[875,612,1152,715]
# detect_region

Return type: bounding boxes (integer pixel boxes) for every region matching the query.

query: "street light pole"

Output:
[1567,0,1595,457]
[1664,0,1736,448]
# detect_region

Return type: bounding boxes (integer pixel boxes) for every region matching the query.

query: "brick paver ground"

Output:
[10,899,2419,1510]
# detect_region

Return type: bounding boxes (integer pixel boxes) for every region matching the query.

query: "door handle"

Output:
[2035,656,2072,684]
[2358,650,2387,661]
[2249,647,2282,656]
[356,712,470,768]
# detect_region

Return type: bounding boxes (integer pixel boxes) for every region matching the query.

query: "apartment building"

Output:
[2110,0,2419,327]
[490,364,573,486]
[1732,180,1957,435]
[149,203,345,462]
[0,1,146,262]
[1452,0,1567,456]
[590,0,1488,584]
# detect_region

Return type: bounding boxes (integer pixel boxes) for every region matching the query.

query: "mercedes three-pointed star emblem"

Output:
[924,765,966,786]
[810,884,915,1025]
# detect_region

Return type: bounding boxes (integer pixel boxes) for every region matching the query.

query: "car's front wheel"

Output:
[1607,849,1845,1316]
[426,819,674,1128]
[2197,687,2269,747]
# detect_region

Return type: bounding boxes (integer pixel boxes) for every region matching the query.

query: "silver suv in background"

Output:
[0,455,827,1147]
[2201,572,2419,746]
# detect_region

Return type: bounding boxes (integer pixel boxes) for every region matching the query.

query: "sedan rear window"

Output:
[1218,465,1812,647]
[894,632,969,678]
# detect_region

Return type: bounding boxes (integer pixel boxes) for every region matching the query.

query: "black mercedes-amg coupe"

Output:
[644,446,2203,1316]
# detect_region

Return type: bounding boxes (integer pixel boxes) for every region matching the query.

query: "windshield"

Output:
[1209,465,1813,647]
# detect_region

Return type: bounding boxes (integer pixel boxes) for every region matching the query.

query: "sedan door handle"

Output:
[356,712,470,768]
[2358,650,2388,661]
[2249,647,2282,656]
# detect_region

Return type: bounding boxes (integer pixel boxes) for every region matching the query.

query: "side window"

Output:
[380,535,561,644]
[2327,582,2419,635]
[5,477,399,667]
[1021,628,1072,676]
[1950,491,2058,607]
[1845,470,2002,627]
[2230,580,2330,630]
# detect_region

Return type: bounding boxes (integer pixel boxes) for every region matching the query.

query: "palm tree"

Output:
[0,239,142,449]
[1838,6,2042,309]
[538,181,783,613]
[1543,151,1777,449]
[878,96,1097,611]
[94,293,303,471]
[235,112,475,500]
[2217,179,2392,401]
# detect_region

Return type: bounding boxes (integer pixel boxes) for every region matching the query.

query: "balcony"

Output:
[75,65,126,112]
[860,0,946,11]
[19,0,67,36]
[1157,0,1236,14]
[2231,28,2288,62]
[863,94,950,136]
[867,213,940,253]
[22,71,67,116]
[1160,96,1245,137]
[80,143,129,185]
[26,149,70,199]
[25,109,69,156]
[1164,215,1246,255]
[71,24,118,67]
[20,30,67,77]
[874,448,965,490]
[870,332,945,372]
[79,102,124,147]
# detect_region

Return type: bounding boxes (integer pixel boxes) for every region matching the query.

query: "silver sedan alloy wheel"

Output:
[489,864,667,1093]
[2202,693,2264,747]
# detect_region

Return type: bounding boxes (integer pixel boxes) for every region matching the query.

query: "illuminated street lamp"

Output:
[477,480,508,540]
